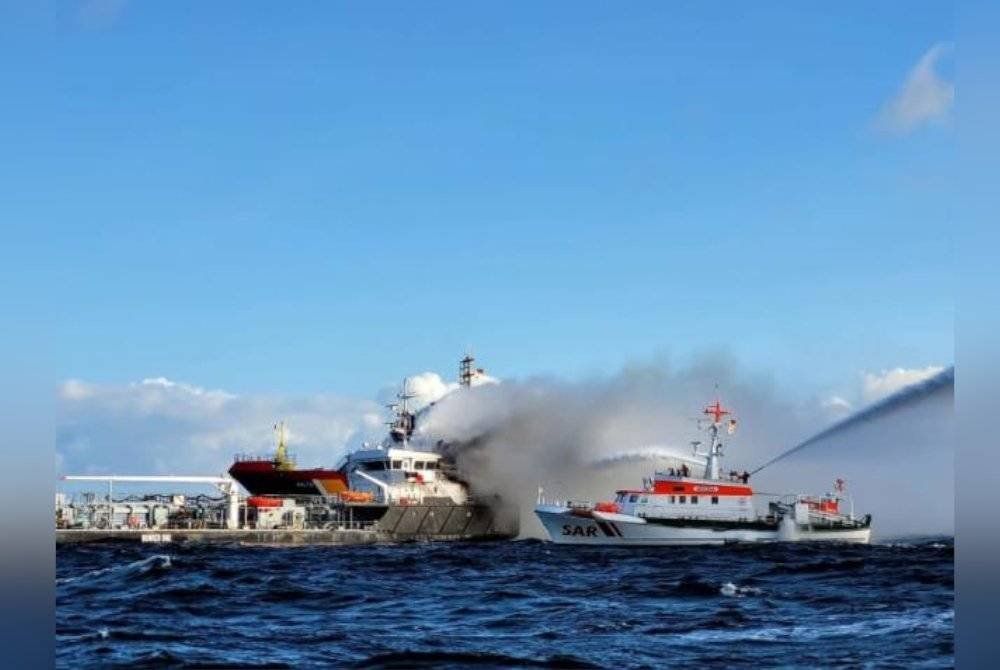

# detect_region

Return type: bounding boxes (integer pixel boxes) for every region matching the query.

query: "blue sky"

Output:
[3,2,952,402]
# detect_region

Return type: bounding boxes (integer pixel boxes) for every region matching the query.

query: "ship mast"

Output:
[701,400,733,480]
[274,420,294,470]
[459,352,475,387]
[387,379,416,446]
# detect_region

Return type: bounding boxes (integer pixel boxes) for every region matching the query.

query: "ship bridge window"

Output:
[629,494,638,503]
[391,460,402,470]
[413,461,425,470]
[711,496,719,505]
[691,496,698,504]
[425,461,437,470]
[679,496,687,504]
[363,461,387,471]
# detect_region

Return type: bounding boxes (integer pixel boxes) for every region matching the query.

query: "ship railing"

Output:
[327,519,377,531]
[232,453,275,463]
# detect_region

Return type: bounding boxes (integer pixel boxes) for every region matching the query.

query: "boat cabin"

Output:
[338,447,467,505]
[610,470,755,522]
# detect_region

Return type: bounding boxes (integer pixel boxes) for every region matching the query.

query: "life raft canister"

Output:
[594,501,621,514]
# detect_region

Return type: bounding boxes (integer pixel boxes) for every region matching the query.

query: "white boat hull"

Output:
[535,506,871,546]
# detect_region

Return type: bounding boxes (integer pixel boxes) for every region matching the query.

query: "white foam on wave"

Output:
[720,582,762,597]
[57,554,173,585]
[673,609,953,644]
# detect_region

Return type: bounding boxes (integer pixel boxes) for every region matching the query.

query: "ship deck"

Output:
[55,526,515,546]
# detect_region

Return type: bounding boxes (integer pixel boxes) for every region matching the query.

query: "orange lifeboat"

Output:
[247,496,283,508]
[339,490,375,503]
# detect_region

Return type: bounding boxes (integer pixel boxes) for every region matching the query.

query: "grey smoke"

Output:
[415,355,807,537]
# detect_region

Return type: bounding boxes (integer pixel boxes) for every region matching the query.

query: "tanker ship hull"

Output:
[228,461,349,497]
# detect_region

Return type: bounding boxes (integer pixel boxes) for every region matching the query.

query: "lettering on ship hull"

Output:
[562,524,598,537]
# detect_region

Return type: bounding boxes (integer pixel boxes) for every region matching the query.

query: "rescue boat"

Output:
[535,400,872,545]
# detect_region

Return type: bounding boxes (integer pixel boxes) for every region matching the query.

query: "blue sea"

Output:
[56,538,953,668]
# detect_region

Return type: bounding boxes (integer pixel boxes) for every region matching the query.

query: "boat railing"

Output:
[232,452,298,464]
[232,453,274,463]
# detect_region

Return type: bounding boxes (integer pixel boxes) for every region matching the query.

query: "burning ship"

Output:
[228,355,517,540]
[535,400,872,545]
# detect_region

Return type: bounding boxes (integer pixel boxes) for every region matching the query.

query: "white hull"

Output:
[535,506,871,546]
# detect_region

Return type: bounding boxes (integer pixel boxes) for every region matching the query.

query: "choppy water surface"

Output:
[57,538,953,669]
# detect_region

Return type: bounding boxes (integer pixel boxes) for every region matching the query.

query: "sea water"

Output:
[56,539,953,668]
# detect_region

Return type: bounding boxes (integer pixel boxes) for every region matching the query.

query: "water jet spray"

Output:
[751,366,954,475]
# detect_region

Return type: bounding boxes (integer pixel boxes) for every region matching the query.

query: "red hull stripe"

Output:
[651,482,752,496]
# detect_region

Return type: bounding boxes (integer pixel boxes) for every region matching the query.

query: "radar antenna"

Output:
[459,351,476,387]
[388,378,417,445]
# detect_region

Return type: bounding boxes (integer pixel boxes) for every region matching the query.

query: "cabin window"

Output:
[670,496,676,504]
[691,496,698,504]
[639,497,648,504]
[413,461,425,469]
[679,496,686,504]
[391,460,402,470]
[711,496,719,504]
[365,461,387,471]
[425,461,437,470]
[629,494,638,503]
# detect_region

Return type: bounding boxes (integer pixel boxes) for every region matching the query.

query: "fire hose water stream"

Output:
[751,366,954,476]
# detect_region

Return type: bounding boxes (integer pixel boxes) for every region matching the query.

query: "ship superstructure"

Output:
[535,399,872,545]
[224,355,517,540]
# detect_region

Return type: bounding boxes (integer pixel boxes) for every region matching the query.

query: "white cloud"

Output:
[862,366,946,403]
[56,377,384,476]
[877,43,954,134]
[822,395,853,413]
[58,365,503,478]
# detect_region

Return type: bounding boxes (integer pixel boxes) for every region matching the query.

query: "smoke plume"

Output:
[415,356,954,539]
[415,355,806,537]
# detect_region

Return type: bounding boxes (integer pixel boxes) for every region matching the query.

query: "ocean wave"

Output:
[353,651,601,669]
[720,581,762,597]
[670,609,954,645]
[57,554,172,586]
[56,541,953,668]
